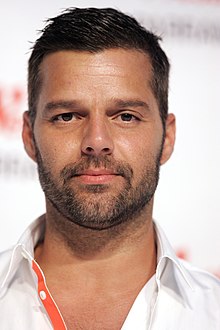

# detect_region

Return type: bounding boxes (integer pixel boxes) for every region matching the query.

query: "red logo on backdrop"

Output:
[0,86,26,134]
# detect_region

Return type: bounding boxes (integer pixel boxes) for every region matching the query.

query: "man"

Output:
[0,7,219,330]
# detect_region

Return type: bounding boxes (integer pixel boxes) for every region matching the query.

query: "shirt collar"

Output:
[0,215,45,290]
[0,216,193,293]
[154,221,193,290]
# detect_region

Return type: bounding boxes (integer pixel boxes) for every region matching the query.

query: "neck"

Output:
[35,200,157,292]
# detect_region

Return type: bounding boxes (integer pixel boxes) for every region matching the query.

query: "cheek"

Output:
[115,130,161,160]
[34,128,81,171]
[114,130,162,177]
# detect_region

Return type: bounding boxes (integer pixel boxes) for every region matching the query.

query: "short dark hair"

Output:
[28,7,170,127]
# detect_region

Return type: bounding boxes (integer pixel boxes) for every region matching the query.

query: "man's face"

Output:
[23,49,175,230]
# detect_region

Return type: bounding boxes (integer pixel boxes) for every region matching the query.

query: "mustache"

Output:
[61,155,133,183]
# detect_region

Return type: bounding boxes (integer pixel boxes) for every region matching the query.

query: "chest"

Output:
[55,293,135,330]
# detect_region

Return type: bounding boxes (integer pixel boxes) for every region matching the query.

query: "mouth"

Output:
[74,169,120,184]
[61,158,133,186]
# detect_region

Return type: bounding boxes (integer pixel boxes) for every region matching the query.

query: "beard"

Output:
[35,144,162,231]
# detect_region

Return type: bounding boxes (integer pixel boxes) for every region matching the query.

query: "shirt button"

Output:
[21,251,29,259]
[39,290,47,300]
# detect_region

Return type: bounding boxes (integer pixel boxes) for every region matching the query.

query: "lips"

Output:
[76,169,117,176]
[74,168,119,184]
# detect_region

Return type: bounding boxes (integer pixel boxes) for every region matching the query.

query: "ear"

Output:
[22,111,37,162]
[160,113,176,165]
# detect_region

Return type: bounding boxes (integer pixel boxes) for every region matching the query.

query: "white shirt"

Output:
[0,215,220,329]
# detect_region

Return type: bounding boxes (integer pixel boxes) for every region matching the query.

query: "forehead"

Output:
[37,49,155,109]
[40,48,152,82]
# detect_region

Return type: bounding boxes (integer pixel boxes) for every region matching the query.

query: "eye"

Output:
[119,113,138,122]
[53,113,75,122]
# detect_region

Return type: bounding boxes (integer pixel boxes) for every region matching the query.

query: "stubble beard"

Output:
[34,144,162,232]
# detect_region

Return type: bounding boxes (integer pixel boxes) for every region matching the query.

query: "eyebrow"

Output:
[112,99,150,111]
[44,101,81,113]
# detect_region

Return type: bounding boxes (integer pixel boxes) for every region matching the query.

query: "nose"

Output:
[81,117,114,156]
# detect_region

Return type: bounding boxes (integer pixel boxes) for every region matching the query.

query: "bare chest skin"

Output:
[51,286,141,330]
[60,301,131,329]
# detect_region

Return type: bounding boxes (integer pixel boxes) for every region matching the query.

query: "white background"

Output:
[0,0,219,276]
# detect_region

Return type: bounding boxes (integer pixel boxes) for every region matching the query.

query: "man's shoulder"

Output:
[181,258,220,284]
[155,222,220,295]
[0,246,15,285]
[0,246,14,265]
[178,258,220,300]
